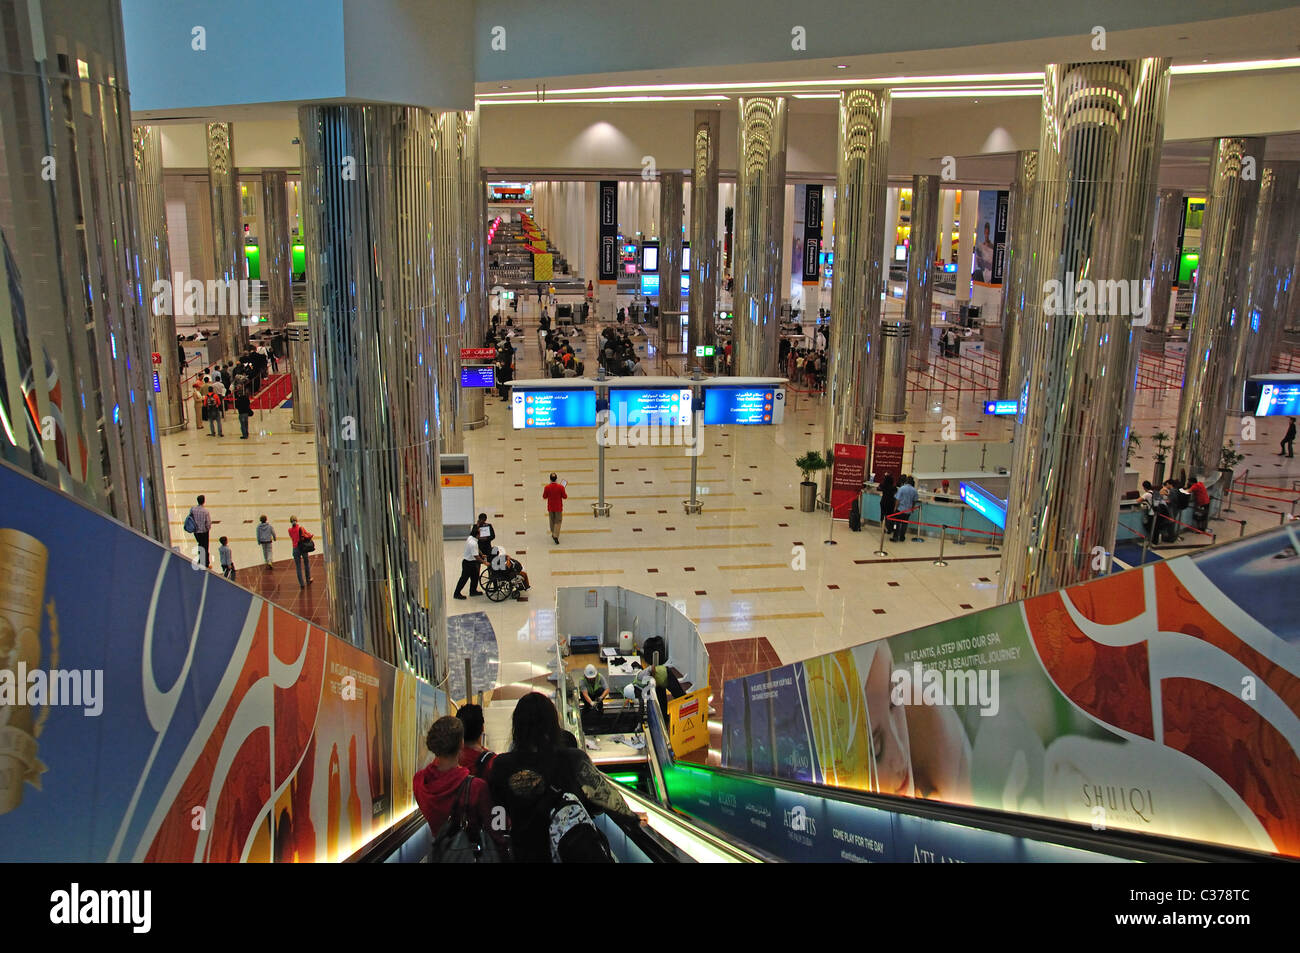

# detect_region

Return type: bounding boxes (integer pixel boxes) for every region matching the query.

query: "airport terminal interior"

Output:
[1,0,1299,868]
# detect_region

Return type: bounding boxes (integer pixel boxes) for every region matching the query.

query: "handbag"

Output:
[299,532,315,553]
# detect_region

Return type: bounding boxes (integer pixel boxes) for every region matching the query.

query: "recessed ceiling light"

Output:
[835,64,848,69]
[499,84,510,89]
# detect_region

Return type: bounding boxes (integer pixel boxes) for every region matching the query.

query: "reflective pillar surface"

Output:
[0,0,169,544]
[458,109,487,431]
[299,103,445,684]
[907,174,940,372]
[659,170,684,354]
[286,322,314,433]
[1171,137,1265,484]
[688,110,720,371]
[260,170,294,330]
[732,97,788,377]
[433,111,464,454]
[875,322,911,422]
[1146,188,1184,342]
[207,122,248,361]
[824,88,892,474]
[133,125,185,435]
[1245,162,1300,378]
[1000,59,1171,604]
[997,150,1038,399]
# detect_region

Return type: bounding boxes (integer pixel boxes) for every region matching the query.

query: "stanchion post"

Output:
[874,516,889,557]
[464,657,473,706]
[933,525,948,566]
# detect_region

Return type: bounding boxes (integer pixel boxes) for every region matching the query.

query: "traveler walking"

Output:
[456,703,496,779]
[414,716,506,860]
[288,516,314,587]
[542,473,567,544]
[185,494,213,568]
[453,532,486,600]
[218,536,235,580]
[256,515,277,567]
[235,390,253,439]
[1282,417,1296,458]
[204,386,224,437]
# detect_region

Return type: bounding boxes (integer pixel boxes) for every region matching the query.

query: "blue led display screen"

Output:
[1244,378,1300,417]
[983,400,1018,416]
[959,481,1008,530]
[607,388,692,426]
[460,365,496,388]
[704,387,775,425]
[512,389,597,428]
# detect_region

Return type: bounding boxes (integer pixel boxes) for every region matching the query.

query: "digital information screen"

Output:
[607,388,692,426]
[641,245,659,272]
[460,365,496,388]
[512,389,597,429]
[704,387,777,425]
[1244,377,1300,417]
[983,400,1018,416]
[959,481,1007,530]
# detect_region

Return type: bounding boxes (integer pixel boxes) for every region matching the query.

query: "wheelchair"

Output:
[482,562,527,602]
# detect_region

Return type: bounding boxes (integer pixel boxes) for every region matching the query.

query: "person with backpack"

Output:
[488,692,638,863]
[204,385,224,437]
[456,703,496,779]
[415,717,505,863]
[1188,475,1211,532]
[256,515,277,567]
[235,389,253,439]
[288,516,314,588]
[185,494,212,568]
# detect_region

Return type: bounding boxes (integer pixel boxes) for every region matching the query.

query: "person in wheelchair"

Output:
[484,545,530,601]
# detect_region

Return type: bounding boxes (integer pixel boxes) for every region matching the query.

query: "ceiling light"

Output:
[499,84,510,90]
[1172,56,1300,74]
[835,64,848,69]
[479,72,1045,97]
[476,95,734,105]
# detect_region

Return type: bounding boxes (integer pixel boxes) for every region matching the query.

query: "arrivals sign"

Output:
[830,442,868,520]
[598,180,618,283]
[461,348,496,361]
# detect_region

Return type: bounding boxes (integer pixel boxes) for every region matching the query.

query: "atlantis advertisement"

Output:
[722,523,1300,859]
[0,462,444,862]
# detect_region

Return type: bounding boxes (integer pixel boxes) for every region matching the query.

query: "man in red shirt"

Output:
[413,717,505,852]
[542,472,567,544]
[1188,475,1211,532]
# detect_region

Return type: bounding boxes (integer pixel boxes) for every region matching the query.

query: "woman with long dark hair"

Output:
[879,474,898,539]
[487,692,635,862]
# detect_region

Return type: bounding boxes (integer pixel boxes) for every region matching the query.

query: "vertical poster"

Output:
[973,191,1004,286]
[802,185,823,286]
[992,190,1009,284]
[721,663,820,782]
[830,442,868,520]
[871,433,905,483]
[598,180,618,284]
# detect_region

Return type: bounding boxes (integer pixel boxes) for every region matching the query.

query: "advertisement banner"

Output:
[830,442,867,520]
[870,433,905,483]
[0,462,441,862]
[598,180,618,284]
[802,185,823,285]
[721,663,819,783]
[723,523,1300,858]
[533,252,553,281]
[973,190,1008,286]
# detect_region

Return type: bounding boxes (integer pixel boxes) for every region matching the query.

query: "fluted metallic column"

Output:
[824,88,892,475]
[1146,188,1184,342]
[286,322,314,433]
[1245,162,1300,378]
[875,322,911,422]
[999,59,1171,604]
[997,151,1039,398]
[688,110,720,371]
[433,111,464,454]
[207,122,248,361]
[299,103,445,684]
[907,174,940,373]
[133,125,184,435]
[732,97,788,377]
[260,169,294,330]
[457,108,487,431]
[0,0,169,544]
[659,170,684,353]
[1170,137,1265,484]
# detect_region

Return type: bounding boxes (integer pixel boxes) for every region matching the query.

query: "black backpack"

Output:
[546,786,614,863]
[470,749,494,780]
[430,778,502,864]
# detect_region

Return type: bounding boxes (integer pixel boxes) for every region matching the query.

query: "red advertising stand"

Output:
[871,432,905,484]
[830,442,868,525]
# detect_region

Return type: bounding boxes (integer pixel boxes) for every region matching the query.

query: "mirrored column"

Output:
[997,150,1038,399]
[907,174,940,373]
[824,88,892,472]
[659,170,684,355]
[299,103,445,684]
[0,0,169,544]
[1245,162,1300,378]
[433,111,464,454]
[1171,137,1265,484]
[688,110,720,371]
[1145,188,1184,345]
[732,97,788,377]
[206,122,248,362]
[133,125,184,435]
[458,108,488,431]
[260,169,294,330]
[1000,59,1171,603]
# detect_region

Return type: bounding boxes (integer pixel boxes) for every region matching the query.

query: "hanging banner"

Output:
[802,185,823,285]
[973,190,1009,286]
[830,442,868,520]
[598,180,618,284]
[533,253,554,282]
[871,432,905,483]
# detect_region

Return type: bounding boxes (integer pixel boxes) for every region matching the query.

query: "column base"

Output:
[683,499,703,514]
[290,421,314,433]
[591,502,612,517]
[461,415,488,430]
[875,411,907,423]
[158,422,186,436]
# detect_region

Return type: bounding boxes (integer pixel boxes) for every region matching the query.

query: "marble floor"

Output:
[159,298,1300,718]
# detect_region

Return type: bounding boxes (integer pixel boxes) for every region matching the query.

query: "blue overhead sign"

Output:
[983,400,1018,416]
[959,481,1008,530]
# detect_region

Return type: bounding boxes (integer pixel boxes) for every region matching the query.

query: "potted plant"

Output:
[795,450,829,513]
[1125,432,1141,468]
[1217,441,1246,512]
[1151,430,1172,486]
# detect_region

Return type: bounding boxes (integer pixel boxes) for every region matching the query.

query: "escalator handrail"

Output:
[613,784,770,863]
[666,760,1293,864]
[345,808,428,863]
